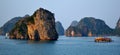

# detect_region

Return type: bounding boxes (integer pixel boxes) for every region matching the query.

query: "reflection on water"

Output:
[27,40,56,44]
[0,36,120,55]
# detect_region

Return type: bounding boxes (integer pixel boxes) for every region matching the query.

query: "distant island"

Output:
[55,21,64,36]
[115,18,120,36]
[66,17,120,37]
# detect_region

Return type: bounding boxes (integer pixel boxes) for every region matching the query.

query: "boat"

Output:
[5,33,9,39]
[95,37,112,42]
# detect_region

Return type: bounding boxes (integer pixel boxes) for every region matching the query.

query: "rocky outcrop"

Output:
[70,20,78,27]
[0,15,64,36]
[0,15,29,35]
[65,26,81,37]
[9,8,58,40]
[55,21,64,35]
[65,20,81,37]
[0,17,22,35]
[115,18,120,36]
[66,17,113,37]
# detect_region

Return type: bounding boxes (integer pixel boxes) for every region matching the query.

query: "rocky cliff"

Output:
[65,20,81,36]
[9,8,58,40]
[0,15,29,35]
[55,21,64,35]
[70,20,78,27]
[115,18,120,36]
[0,17,22,35]
[0,15,64,36]
[66,17,113,37]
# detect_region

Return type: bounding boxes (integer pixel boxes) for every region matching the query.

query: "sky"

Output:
[0,0,120,29]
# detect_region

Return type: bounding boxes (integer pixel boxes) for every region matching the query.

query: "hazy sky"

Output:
[0,0,120,29]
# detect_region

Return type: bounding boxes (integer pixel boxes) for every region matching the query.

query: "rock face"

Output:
[66,17,113,37]
[9,8,58,40]
[55,21,64,35]
[70,20,78,27]
[0,15,29,35]
[65,20,81,36]
[0,15,63,36]
[115,18,120,36]
[0,17,22,35]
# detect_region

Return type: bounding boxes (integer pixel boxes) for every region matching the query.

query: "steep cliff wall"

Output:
[9,8,58,40]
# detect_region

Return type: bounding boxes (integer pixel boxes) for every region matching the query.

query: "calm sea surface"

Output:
[0,36,120,55]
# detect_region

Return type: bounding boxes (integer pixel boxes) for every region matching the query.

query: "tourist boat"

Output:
[5,33,9,39]
[95,37,112,42]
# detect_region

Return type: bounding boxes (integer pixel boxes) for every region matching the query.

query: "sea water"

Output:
[0,36,120,55]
